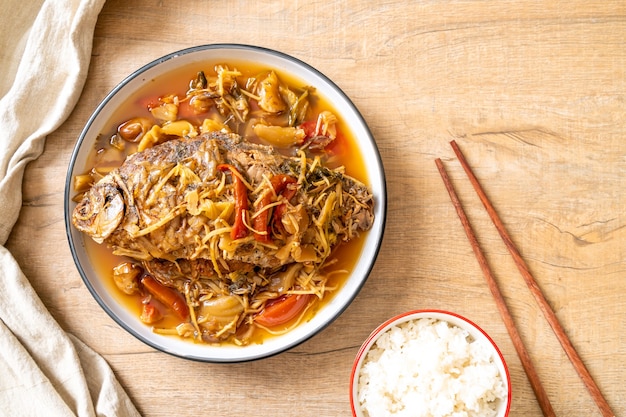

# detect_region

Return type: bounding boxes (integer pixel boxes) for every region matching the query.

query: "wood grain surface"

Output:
[6,1,625,416]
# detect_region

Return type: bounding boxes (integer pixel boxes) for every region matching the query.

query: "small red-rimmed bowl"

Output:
[350,310,511,417]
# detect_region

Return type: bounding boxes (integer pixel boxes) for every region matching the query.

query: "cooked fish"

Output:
[72,131,374,280]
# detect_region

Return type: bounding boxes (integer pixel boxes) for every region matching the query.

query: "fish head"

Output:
[72,181,125,243]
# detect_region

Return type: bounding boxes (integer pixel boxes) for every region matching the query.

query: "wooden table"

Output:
[7,1,625,415]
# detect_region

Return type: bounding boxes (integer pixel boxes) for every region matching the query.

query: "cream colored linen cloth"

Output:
[0,1,140,416]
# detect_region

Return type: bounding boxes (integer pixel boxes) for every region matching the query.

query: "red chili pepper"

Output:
[272,176,297,233]
[253,175,297,243]
[218,164,249,240]
[141,275,189,320]
[253,192,273,243]
[270,174,297,194]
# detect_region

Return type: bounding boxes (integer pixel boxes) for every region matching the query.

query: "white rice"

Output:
[357,318,507,417]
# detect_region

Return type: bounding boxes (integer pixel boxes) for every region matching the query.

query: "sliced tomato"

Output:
[140,299,163,324]
[299,120,317,139]
[298,120,346,152]
[322,126,347,156]
[141,275,189,320]
[255,294,313,327]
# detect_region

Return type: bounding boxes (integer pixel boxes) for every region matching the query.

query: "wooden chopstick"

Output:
[442,140,615,417]
[435,158,556,417]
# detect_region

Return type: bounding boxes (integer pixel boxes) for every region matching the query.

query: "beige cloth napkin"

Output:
[0,1,140,416]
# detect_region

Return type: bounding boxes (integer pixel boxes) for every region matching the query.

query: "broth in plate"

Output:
[72,60,371,346]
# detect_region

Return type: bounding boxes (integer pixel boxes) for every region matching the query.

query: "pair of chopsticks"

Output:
[435,141,615,417]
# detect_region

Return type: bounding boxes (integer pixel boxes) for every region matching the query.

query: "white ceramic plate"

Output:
[64,44,386,362]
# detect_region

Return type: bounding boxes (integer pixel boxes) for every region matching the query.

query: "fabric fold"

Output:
[0,1,141,415]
